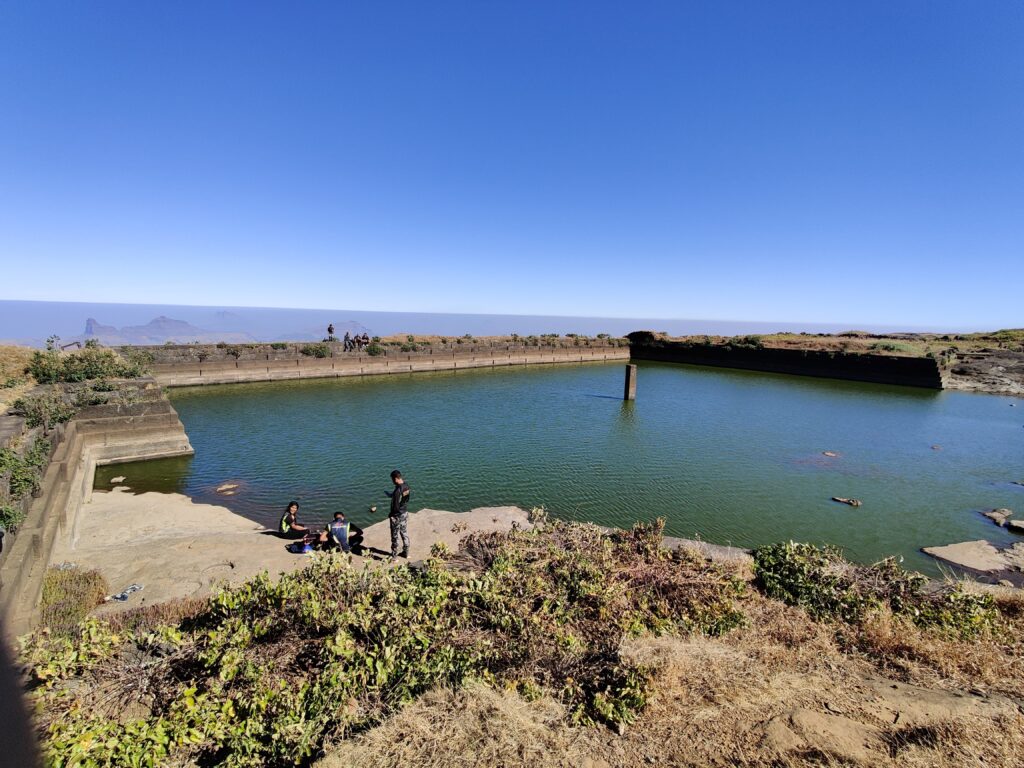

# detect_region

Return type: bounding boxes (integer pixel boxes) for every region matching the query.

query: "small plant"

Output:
[224,345,243,359]
[299,342,331,358]
[0,435,52,532]
[365,343,384,356]
[407,334,416,343]
[270,342,288,350]
[12,388,77,432]
[0,503,26,532]
[430,541,452,558]
[83,338,100,349]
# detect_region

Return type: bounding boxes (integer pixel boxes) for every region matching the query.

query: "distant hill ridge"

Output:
[73,315,370,346]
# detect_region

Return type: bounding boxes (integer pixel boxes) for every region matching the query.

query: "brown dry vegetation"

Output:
[319,576,1024,768]
[664,329,1024,359]
[0,344,35,409]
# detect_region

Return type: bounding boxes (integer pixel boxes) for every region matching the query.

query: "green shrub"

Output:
[753,542,997,637]
[1,436,52,502]
[299,342,330,358]
[12,387,78,431]
[28,347,149,383]
[23,520,747,765]
[269,342,288,350]
[365,343,384,356]
[0,503,26,532]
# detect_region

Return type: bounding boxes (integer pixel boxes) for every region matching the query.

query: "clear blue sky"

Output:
[1,2,1021,329]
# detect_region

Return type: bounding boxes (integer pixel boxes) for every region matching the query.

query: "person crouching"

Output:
[319,511,365,554]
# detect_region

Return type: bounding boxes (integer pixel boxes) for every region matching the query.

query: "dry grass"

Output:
[39,566,109,639]
[318,592,1024,768]
[319,683,585,768]
[664,330,1024,358]
[0,344,35,409]
[101,595,210,635]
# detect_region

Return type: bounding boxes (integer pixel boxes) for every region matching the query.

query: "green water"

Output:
[95,361,1024,576]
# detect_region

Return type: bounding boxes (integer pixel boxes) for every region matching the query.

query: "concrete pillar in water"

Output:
[623,364,637,400]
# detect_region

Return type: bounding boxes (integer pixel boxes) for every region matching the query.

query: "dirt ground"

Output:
[55,486,529,612]
[318,598,1024,768]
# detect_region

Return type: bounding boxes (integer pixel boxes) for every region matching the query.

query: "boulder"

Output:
[982,508,1013,526]
[1007,520,1024,535]
[923,540,1024,586]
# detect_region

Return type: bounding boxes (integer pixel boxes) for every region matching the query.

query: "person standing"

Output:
[386,469,411,559]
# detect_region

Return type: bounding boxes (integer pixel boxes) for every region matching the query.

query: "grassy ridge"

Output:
[21,519,1024,768]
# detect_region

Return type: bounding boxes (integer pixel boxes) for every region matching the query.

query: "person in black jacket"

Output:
[386,469,411,559]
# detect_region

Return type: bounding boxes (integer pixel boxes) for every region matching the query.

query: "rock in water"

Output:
[1007,520,1024,535]
[110,476,127,484]
[831,497,862,507]
[982,508,1013,527]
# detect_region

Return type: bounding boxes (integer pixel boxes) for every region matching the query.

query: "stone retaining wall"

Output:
[0,379,193,639]
[147,345,630,387]
[630,340,946,389]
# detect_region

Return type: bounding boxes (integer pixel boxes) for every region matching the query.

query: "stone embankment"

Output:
[132,341,630,387]
[628,335,946,389]
[0,378,193,639]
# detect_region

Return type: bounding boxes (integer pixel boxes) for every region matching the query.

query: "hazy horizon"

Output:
[0,299,992,348]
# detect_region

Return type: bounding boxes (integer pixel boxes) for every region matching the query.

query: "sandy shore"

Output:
[53,487,529,612]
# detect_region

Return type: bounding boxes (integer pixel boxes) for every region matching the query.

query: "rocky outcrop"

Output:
[922,540,1024,586]
[982,508,1014,526]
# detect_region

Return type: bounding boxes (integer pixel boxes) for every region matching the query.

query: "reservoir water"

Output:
[95,361,1024,577]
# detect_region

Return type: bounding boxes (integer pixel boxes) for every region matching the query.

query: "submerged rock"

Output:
[982,508,1013,526]
[831,497,862,507]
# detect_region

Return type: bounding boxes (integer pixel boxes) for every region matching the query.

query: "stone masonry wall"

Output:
[141,343,630,387]
[0,379,193,639]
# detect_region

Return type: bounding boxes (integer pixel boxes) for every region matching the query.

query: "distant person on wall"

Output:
[343,331,352,351]
[386,469,411,559]
[278,501,311,540]
[327,323,336,342]
[361,332,370,348]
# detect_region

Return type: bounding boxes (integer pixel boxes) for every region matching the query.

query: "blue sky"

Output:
[1,2,1021,329]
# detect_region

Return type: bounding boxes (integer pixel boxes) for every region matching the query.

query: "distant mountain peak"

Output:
[75,315,255,346]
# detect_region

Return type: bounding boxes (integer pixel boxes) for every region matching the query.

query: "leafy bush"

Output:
[300,343,331,358]
[12,387,78,431]
[366,343,384,356]
[753,542,997,637]
[224,345,243,359]
[0,503,26,532]
[0,436,51,500]
[28,347,150,383]
[732,335,764,349]
[24,520,747,766]
[270,342,288,350]
[0,436,51,532]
